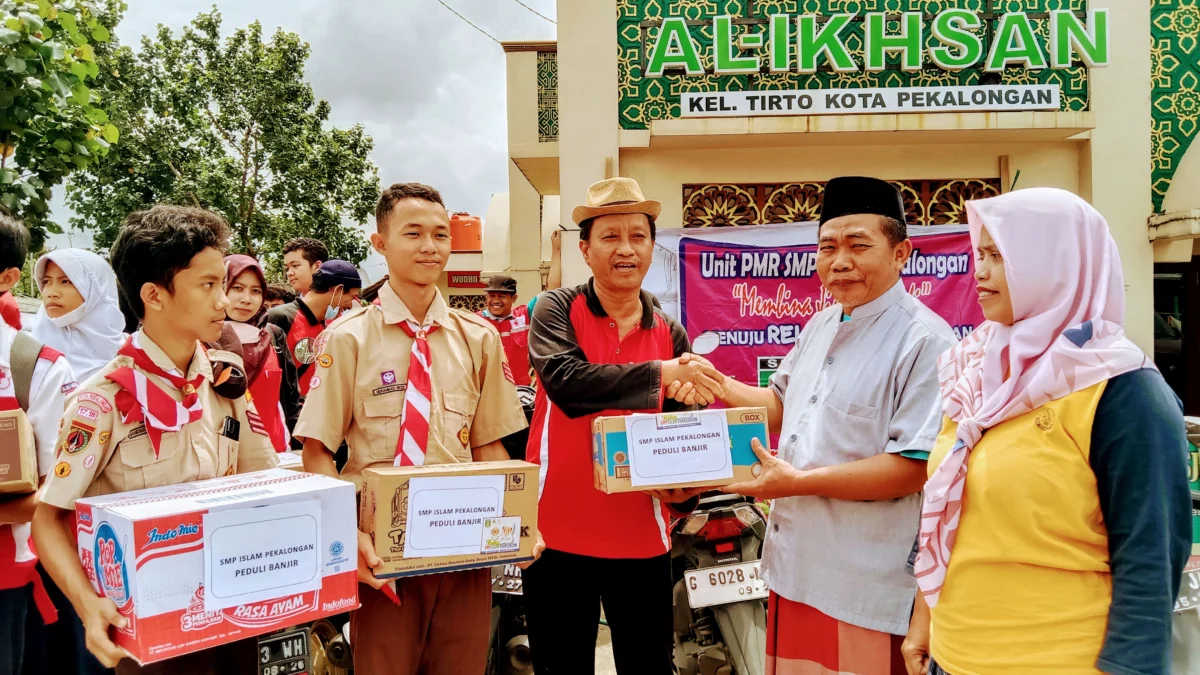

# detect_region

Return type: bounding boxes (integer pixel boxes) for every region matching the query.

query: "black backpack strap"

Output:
[11,331,42,411]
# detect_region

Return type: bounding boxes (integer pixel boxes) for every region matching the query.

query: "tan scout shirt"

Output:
[40,331,279,509]
[294,284,527,488]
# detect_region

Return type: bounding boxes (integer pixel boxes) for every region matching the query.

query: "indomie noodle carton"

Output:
[75,469,358,664]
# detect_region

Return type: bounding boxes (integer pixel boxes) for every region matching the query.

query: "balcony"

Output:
[504,41,559,195]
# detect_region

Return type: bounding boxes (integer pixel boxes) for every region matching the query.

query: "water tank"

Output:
[450,213,483,252]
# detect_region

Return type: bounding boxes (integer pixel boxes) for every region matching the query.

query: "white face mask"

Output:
[324,287,344,322]
[48,303,87,329]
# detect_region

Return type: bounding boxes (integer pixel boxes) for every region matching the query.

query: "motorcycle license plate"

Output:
[1175,559,1200,613]
[491,564,524,595]
[684,562,767,609]
[257,627,310,675]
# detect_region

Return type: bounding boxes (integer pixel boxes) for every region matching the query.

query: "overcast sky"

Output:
[49,0,556,279]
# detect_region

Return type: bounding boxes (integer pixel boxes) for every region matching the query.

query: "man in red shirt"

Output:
[523,177,724,674]
[478,231,562,388]
[477,275,533,386]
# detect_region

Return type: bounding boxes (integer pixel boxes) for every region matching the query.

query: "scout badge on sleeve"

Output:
[62,420,95,455]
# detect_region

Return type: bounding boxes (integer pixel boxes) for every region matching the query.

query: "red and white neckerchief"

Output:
[105,334,205,457]
[395,320,438,466]
[0,292,20,330]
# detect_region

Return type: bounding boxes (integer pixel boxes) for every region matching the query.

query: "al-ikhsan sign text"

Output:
[646,10,1109,77]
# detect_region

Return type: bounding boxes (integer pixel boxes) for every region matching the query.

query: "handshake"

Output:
[662,353,728,407]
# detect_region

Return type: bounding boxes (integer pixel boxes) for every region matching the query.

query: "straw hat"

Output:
[571,177,662,225]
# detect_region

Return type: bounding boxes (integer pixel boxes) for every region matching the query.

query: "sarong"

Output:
[766,592,907,675]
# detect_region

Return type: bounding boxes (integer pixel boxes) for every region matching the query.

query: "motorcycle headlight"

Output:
[733,504,761,529]
[680,512,709,536]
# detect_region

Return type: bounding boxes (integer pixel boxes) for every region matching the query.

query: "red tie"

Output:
[395,320,438,466]
[105,335,205,457]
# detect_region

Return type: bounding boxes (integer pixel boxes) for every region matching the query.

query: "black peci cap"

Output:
[819,176,907,225]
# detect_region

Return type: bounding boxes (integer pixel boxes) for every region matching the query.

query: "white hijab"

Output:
[30,248,125,383]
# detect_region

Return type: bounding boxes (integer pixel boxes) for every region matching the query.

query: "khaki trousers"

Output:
[351,568,492,675]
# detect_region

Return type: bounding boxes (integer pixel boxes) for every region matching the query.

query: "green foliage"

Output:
[0,0,122,252]
[66,9,380,269]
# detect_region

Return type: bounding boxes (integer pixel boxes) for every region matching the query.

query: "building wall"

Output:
[1088,0,1154,351]
[621,142,1082,230]
[557,0,619,289]
[542,0,1156,350]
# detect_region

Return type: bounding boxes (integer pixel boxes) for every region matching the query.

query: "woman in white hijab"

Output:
[30,248,125,384]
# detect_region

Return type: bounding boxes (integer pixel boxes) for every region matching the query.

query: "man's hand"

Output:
[721,438,801,500]
[79,593,131,668]
[551,229,562,252]
[357,529,388,594]
[519,530,546,570]
[662,354,725,406]
[644,487,706,503]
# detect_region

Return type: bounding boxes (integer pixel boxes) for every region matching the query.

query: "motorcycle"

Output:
[670,493,769,675]
[486,385,538,675]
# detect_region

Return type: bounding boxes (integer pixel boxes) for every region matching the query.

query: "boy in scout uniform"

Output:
[32,206,279,674]
[296,182,526,675]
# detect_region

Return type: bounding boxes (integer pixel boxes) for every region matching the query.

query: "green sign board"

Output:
[617,0,1095,130]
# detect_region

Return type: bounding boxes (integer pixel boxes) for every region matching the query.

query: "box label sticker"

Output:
[404,475,504,559]
[626,410,733,488]
[203,500,322,612]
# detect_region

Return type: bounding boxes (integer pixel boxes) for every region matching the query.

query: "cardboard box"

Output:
[276,451,305,472]
[0,409,37,494]
[75,469,359,665]
[592,407,769,494]
[360,460,539,579]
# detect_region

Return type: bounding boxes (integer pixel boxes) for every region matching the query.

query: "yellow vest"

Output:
[928,381,1111,675]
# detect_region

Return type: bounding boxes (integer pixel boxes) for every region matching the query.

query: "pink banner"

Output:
[678,232,984,386]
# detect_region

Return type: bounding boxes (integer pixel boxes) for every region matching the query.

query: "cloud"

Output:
[50,0,555,252]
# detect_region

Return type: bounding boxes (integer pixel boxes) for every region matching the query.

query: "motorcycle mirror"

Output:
[691,331,720,356]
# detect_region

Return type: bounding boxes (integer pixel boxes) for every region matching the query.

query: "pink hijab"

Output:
[914,187,1152,606]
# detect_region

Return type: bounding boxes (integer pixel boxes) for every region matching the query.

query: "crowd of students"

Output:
[0,173,1190,675]
[0,208,372,673]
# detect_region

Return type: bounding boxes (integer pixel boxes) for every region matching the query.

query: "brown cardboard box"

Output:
[360,460,539,579]
[592,407,769,494]
[0,408,37,494]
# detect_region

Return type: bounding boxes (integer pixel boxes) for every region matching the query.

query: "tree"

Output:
[0,0,122,252]
[67,9,380,268]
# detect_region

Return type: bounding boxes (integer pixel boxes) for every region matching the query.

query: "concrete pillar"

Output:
[503,50,547,297]
[507,161,543,296]
[557,0,620,287]
[1087,0,1153,352]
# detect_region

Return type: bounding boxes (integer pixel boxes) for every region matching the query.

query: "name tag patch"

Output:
[373,384,407,397]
